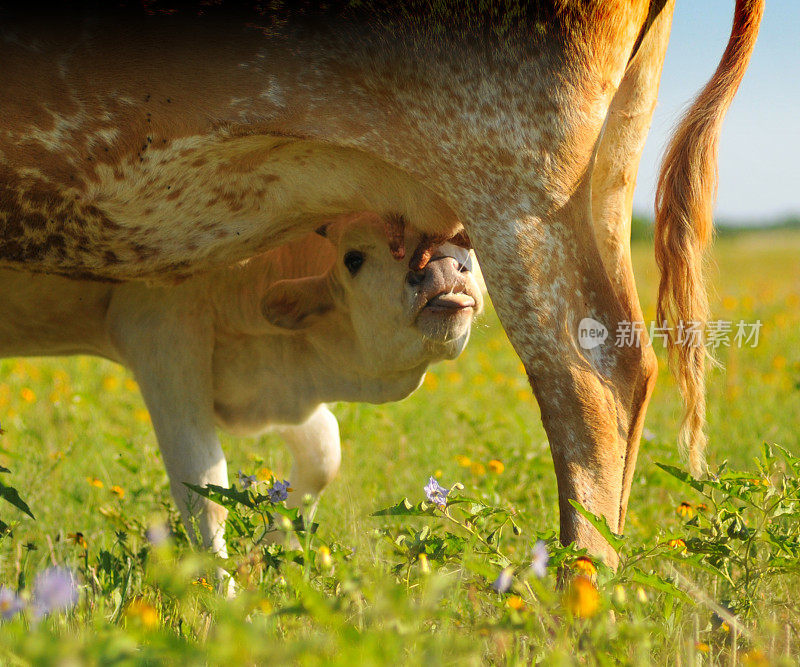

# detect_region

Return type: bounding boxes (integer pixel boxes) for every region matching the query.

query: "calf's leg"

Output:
[107,284,230,557]
[275,405,341,512]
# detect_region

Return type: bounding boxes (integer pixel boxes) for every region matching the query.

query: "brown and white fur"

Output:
[0,1,763,567]
[0,215,482,558]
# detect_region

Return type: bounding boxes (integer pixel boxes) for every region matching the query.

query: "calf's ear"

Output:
[261,275,334,330]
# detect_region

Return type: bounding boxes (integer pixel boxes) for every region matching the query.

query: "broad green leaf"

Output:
[627,568,693,604]
[568,499,624,552]
[184,482,254,509]
[0,480,35,519]
[371,498,435,517]
[774,444,800,476]
[655,462,706,493]
[670,552,729,579]
[771,503,796,518]
[765,556,800,571]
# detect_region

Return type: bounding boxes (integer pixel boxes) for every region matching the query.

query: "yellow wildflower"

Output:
[126,598,159,629]
[102,376,120,391]
[506,595,525,611]
[741,649,768,666]
[124,378,139,392]
[434,469,443,479]
[418,553,430,575]
[563,576,599,618]
[455,455,472,468]
[571,556,597,577]
[470,462,486,476]
[256,467,273,481]
[68,532,88,549]
[20,388,35,403]
[488,459,505,474]
[87,477,104,489]
[317,545,333,570]
[668,538,687,553]
[676,502,695,519]
[695,643,710,653]
[110,485,125,499]
[193,577,213,591]
[134,409,150,423]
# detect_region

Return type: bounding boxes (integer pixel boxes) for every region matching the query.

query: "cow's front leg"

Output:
[274,405,341,514]
[470,192,648,570]
[107,285,229,558]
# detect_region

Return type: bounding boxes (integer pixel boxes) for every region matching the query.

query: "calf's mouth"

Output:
[422,291,476,313]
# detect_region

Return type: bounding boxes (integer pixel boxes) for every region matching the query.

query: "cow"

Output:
[0,213,483,559]
[0,1,763,567]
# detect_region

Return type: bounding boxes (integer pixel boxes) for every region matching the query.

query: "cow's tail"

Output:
[654,0,764,477]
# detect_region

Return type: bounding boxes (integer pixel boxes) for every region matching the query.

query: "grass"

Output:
[1,229,799,664]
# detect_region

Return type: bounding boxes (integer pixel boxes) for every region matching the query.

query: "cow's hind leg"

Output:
[591,1,674,532]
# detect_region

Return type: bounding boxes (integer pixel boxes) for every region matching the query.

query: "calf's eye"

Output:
[343,250,365,276]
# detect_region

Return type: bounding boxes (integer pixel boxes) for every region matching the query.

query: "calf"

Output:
[0,214,482,557]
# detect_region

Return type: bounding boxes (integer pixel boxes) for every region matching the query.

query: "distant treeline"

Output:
[630,213,800,242]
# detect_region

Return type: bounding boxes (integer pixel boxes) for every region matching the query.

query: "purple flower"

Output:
[237,470,258,490]
[424,476,449,507]
[491,566,514,593]
[268,479,291,503]
[530,539,549,578]
[32,567,78,618]
[145,522,170,547]
[0,586,24,620]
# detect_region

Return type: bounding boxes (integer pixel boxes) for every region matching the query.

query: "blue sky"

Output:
[632,0,799,223]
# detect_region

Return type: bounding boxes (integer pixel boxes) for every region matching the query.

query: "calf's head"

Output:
[261,214,482,375]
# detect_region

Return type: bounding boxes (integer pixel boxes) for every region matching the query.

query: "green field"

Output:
[1,230,799,664]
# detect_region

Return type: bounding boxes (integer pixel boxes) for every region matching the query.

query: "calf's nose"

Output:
[405,256,463,291]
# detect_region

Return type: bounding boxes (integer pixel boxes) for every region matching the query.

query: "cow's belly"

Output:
[0,269,114,358]
[213,396,319,437]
